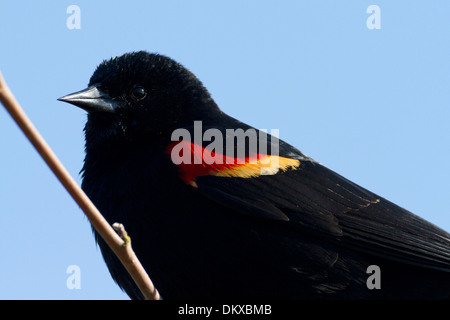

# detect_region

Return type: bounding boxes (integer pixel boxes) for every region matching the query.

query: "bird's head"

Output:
[58,51,221,150]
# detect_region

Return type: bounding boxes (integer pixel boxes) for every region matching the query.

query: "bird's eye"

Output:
[130,86,147,101]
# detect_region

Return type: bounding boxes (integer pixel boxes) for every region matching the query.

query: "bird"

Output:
[58,51,450,300]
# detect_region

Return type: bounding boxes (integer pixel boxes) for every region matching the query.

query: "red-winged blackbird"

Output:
[58,51,450,300]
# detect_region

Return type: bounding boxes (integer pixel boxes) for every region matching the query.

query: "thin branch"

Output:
[0,71,160,300]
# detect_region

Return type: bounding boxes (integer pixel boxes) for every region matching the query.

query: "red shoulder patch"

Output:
[167,141,300,187]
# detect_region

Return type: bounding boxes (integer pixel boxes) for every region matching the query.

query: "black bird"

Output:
[58,51,450,300]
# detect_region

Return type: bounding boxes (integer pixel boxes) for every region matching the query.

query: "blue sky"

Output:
[0,1,449,299]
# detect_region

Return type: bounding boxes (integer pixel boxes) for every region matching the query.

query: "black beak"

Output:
[58,83,123,113]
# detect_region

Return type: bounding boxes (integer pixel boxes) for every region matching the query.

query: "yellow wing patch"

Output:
[212,155,300,178]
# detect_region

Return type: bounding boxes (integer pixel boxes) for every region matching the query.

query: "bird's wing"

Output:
[168,135,450,272]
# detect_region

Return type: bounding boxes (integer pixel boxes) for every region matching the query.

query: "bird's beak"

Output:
[58,83,122,113]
